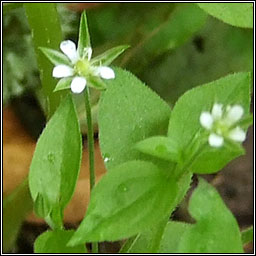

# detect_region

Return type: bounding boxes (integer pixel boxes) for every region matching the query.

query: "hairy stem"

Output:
[84,87,98,253]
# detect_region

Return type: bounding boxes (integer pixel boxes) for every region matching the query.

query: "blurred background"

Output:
[3,3,253,253]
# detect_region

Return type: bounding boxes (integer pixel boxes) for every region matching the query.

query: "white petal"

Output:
[225,105,244,126]
[208,133,224,147]
[60,40,78,63]
[200,112,213,130]
[83,47,92,61]
[52,65,74,78]
[228,127,246,142]
[211,103,223,120]
[70,77,86,94]
[98,66,115,79]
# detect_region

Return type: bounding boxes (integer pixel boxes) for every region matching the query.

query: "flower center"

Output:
[74,59,91,77]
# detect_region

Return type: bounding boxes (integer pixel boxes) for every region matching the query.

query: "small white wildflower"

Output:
[200,103,246,148]
[52,40,115,94]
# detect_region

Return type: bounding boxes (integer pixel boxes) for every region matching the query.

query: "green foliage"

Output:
[168,72,251,174]
[68,160,178,245]
[54,77,73,92]
[241,226,253,245]
[141,16,253,105]
[39,48,71,66]
[197,3,253,28]
[135,136,181,162]
[159,221,192,253]
[3,4,253,254]
[3,179,33,252]
[24,3,65,118]
[91,45,130,66]
[3,8,40,106]
[99,68,171,170]
[34,230,87,253]
[176,178,243,253]
[120,218,169,253]
[120,171,192,253]
[29,95,82,228]
[78,11,91,56]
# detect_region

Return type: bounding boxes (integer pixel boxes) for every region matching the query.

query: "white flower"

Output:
[199,103,246,148]
[52,40,115,94]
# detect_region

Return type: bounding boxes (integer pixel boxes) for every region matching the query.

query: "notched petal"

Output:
[60,40,78,63]
[228,127,246,142]
[52,65,74,78]
[71,77,87,93]
[97,66,115,80]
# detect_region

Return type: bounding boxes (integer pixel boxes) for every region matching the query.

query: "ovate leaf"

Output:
[68,160,178,245]
[99,67,171,170]
[29,95,82,228]
[135,136,181,162]
[197,3,253,28]
[177,178,243,253]
[121,171,192,253]
[34,230,87,253]
[168,72,251,174]
[78,11,90,57]
[121,218,169,253]
[159,221,192,253]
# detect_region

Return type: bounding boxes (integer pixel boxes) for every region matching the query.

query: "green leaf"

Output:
[197,3,253,28]
[168,72,251,174]
[3,3,23,14]
[241,226,253,245]
[121,171,192,253]
[91,45,130,66]
[24,3,65,118]
[78,11,90,57]
[144,3,207,56]
[39,47,71,66]
[34,193,52,218]
[159,221,192,253]
[125,3,207,73]
[34,230,87,253]
[87,76,107,90]
[177,178,243,253]
[54,77,73,92]
[99,67,171,170]
[29,95,82,228]
[68,160,178,245]
[135,136,181,162]
[121,218,169,253]
[3,179,33,252]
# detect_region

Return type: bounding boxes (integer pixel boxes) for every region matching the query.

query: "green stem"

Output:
[174,141,208,180]
[84,87,96,191]
[84,87,98,254]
